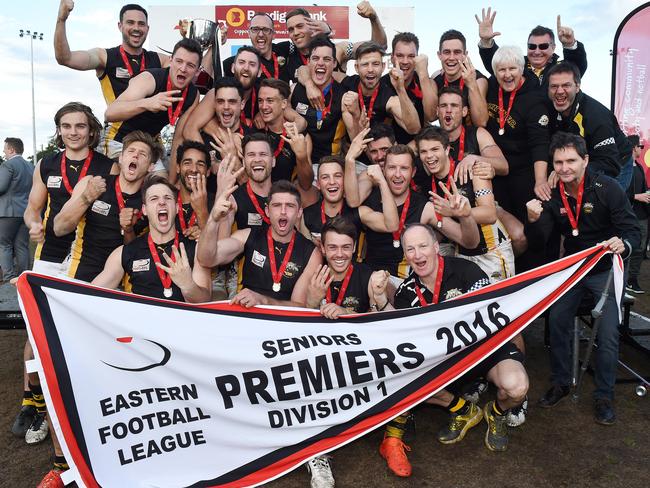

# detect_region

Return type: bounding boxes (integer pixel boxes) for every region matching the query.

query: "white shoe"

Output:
[507,397,528,427]
[25,412,49,444]
[306,455,335,488]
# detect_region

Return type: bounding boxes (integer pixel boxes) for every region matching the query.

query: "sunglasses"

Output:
[528,43,552,50]
[639,145,645,149]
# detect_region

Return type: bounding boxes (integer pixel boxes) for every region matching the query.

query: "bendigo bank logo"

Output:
[225,7,246,27]
[102,337,171,372]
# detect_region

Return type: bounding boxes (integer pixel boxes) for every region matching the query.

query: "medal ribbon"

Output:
[443,73,464,92]
[267,227,296,290]
[61,150,93,194]
[240,87,257,128]
[320,200,343,224]
[272,128,287,158]
[316,83,333,124]
[260,52,280,79]
[246,181,270,224]
[119,46,145,77]
[148,231,179,292]
[166,74,188,126]
[392,191,411,245]
[559,177,585,236]
[358,83,379,121]
[456,125,466,162]
[299,52,309,66]
[176,192,196,232]
[497,79,523,135]
[409,79,423,99]
[414,256,445,305]
[115,177,142,221]
[326,264,354,305]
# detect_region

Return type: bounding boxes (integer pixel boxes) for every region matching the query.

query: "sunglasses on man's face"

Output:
[528,43,551,51]
[639,145,645,149]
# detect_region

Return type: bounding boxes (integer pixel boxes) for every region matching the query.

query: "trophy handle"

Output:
[213,25,223,83]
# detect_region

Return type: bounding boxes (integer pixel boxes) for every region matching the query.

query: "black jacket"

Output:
[526,172,640,273]
[548,91,632,178]
[479,41,587,88]
[627,161,649,220]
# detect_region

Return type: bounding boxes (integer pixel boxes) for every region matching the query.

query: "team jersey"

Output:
[121,232,197,302]
[382,72,425,145]
[106,67,198,144]
[362,188,428,278]
[324,262,373,313]
[256,127,299,183]
[36,151,114,264]
[174,192,216,233]
[394,256,490,309]
[68,175,146,282]
[99,46,161,105]
[232,183,268,230]
[238,227,315,301]
[291,80,346,163]
[240,80,261,130]
[302,200,362,239]
[340,75,394,128]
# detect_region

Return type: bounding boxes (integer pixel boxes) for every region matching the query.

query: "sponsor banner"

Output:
[17,246,622,487]
[217,5,350,39]
[612,2,650,168]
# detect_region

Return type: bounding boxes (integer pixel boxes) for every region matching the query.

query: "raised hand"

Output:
[147,90,183,112]
[475,7,500,47]
[366,163,386,186]
[460,55,477,87]
[306,264,333,307]
[389,67,406,92]
[369,270,390,307]
[58,0,74,22]
[346,127,373,162]
[414,54,429,78]
[189,172,208,212]
[119,207,140,233]
[157,243,193,291]
[282,122,308,160]
[210,182,238,222]
[556,15,576,48]
[357,1,378,20]
[342,90,360,116]
[82,176,106,203]
[526,199,544,223]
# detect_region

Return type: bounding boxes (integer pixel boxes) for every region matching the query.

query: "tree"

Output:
[33,136,60,163]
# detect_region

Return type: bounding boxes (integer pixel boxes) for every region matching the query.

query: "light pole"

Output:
[19,29,43,163]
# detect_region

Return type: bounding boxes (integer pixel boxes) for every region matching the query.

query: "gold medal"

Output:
[316,119,323,130]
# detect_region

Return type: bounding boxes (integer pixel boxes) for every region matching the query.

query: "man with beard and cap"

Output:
[173,141,214,241]
[371,223,529,479]
[20,102,115,488]
[432,30,488,127]
[198,180,322,308]
[546,62,633,189]
[380,32,436,145]
[340,41,421,140]
[476,8,587,87]
[345,143,480,279]
[104,38,201,172]
[53,131,160,282]
[54,1,168,109]
[93,174,212,303]
[300,155,398,247]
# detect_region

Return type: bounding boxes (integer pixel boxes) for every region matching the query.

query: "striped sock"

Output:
[29,382,46,414]
[385,413,409,439]
[492,401,505,417]
[22,390,35,408]
[448,395,470,415]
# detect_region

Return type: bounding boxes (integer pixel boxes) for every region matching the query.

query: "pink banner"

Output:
[612,2,650,170]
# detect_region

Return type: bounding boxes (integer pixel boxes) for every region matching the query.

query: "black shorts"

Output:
[448,342,525,394]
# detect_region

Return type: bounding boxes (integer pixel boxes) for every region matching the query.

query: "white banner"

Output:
[17,246,622,487]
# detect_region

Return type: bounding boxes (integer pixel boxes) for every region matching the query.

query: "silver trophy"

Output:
[188,18,222,81]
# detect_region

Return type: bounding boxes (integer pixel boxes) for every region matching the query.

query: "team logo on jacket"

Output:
[342,296,360,312]
[444,288,462,300]
[538,115,549,126]
[582,202,594,214]
[284,262,300,278]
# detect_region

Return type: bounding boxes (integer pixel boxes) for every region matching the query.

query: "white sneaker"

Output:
[306,455,335,488]
[25,412,49,444]
[507,396,528,427]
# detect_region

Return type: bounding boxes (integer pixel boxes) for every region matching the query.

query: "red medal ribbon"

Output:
[246,181,270,224]
[61,150,93,194]
[267,227,296,290]
[115,177,142,220]
[409,79,423,99]
[272,128,287,158]
[326,264,354,305]
[456,125,466,162]
[147,231,179,292]
[443,73,464,92]
[119,46,145,77]
[432,157,456,224]
[299,52,309,65]
[166,74,188,126]
[260,52,279,79]
[176,192,196,232]
[414,255,445,305]
[320,83,334,121]
[320,200,343,225]
[559,177,585,235]
[240,87,257,128]
[497,79,523,135]
[358,83,379,121]
[392,191,411,244]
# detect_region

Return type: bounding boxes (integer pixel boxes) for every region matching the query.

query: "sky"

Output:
[1,0,645,159]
